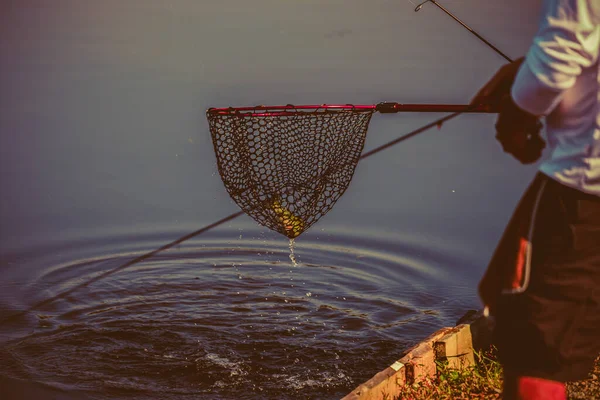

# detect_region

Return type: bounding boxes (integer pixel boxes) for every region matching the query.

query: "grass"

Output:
[394,347,600,400]
[395,346,503,400]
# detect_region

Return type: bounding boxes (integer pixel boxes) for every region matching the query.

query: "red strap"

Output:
[516,376,566,400]
[511,237,528,289]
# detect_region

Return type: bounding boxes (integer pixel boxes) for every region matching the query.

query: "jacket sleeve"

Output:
[511,0,600,116]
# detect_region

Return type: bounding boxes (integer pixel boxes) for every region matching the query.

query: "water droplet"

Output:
[288,239,299,267]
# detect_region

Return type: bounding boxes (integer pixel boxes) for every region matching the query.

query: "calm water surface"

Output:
[1,1,542,399]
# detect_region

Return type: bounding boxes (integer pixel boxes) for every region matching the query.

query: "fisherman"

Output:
[472,0,600,399]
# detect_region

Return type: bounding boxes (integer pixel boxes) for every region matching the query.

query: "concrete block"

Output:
[340,310,494,399]
[456,309,494,351]
[398,327,453,384]
[434,324,475,370]
[341,362,406,400]
[401,341,436,384]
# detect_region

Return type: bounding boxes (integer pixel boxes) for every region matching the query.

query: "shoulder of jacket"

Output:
[583,0,600,24]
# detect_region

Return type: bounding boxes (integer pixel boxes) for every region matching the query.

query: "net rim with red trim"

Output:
[206,104,376,118]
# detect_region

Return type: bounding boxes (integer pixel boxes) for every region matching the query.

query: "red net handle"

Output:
[206,102,495,117]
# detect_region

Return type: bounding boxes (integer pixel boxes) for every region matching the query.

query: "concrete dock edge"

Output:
[341,310,493,400]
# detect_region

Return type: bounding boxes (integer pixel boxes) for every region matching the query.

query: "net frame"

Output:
[206,103,494,238]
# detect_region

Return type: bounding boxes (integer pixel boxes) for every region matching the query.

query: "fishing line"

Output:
[413,0,513,62]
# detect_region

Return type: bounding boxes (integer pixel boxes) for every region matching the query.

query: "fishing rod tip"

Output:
[414,5,422,12]
[414,0,431,12]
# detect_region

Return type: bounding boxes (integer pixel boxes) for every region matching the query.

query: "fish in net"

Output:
[207,105,374,238]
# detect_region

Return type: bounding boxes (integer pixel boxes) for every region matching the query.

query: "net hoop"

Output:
[206,104,375,118]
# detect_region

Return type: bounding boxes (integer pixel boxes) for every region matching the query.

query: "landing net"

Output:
[207,105,374,238]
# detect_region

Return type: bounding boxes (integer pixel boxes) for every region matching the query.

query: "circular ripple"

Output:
[0,227,478,400]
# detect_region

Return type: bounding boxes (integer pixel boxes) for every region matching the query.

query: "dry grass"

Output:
[567,356,600,400]
[395,346,502,400]
[394,349,600,400]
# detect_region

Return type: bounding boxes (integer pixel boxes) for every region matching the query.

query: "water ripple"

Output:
[0,226,478,399]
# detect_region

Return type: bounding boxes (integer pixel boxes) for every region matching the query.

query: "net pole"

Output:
[374,103,494,113]
[206,103,495,116]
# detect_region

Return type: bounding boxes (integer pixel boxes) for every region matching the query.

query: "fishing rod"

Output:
[413,0,513,62]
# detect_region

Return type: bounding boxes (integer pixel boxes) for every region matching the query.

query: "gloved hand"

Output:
[495,94,545,164]
[470,57,545,164]
[470,57,525,110]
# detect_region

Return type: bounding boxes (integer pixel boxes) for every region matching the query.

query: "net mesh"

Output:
[207,106,374,238]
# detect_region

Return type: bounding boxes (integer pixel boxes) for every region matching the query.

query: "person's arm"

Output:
[511,0,600,117]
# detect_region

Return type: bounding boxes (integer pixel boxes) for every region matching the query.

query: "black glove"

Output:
[495,95,545,164]
[470,57,525,111]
